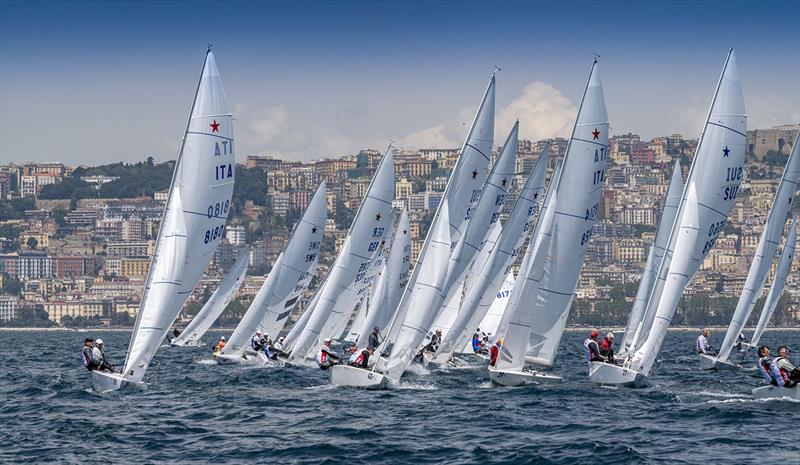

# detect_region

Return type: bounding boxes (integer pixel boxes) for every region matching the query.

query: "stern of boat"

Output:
[752,384,800,401]
[91,371,141,393]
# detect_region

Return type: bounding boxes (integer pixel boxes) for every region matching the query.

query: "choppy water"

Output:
[1,330,797,464]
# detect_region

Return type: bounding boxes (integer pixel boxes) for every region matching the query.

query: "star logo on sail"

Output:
[210,120,220,133]
[501,177,507,187]
[722,146,730,157]
[592,128,600,140]
[403,230,407,235]
[472,169,478,179]
[311,227,318,234]
[375,213,381,221]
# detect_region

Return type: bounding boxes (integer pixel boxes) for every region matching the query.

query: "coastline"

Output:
[2,326,799,332]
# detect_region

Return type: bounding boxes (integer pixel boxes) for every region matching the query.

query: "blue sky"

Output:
[1,0,798,164]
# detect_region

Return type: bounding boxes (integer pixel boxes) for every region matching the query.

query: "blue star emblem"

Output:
[722,146,730,157]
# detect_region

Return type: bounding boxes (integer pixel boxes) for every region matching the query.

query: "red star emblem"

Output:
[210,120,220,133]
[592,128,600,140]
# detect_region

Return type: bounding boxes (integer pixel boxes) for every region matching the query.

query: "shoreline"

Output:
[2,326,800,333]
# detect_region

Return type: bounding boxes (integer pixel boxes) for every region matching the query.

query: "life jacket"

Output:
[472,337,482,352]
[490,345,499,366]
[82,346,96,370]
[696,335,707,353]
[773,357,791,385]
[600,338,612,353]
[218,340,226,350]
[758,356,774,383]
[584,338,600,360]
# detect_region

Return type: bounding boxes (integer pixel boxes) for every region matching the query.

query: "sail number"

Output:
[593,169,605,185]
[215,163,233,180]
[580,227,593,246]
[204,224,226,244]
[726,166,743,182]
[372,227,384,238]
[702,220,726,254]
[585,204,598,221]
[207,200,230,218]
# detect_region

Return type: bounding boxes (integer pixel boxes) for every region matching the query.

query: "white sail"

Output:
[717,133,800,363]
[632,49,746,377]
[379,76,495,380]
[525,60,609,367]
[466,272,515,351]
[355,208,412,348]
[219,183,327,357]
[617,160,683,355]
[288,147,395,362]
[344,295,369,343]
[121,50,235,384]
[384,203,451,382]
[750,218,797,346]
[436,120,517,323]
[434,145,550,362]
[495,191,558,372]
[171,247,250,346]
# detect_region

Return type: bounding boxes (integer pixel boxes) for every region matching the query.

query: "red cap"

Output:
[590,330,599,338]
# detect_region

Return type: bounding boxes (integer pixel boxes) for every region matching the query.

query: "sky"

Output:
[1,0,799,165]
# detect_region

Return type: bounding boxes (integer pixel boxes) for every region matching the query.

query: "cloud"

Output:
[398,125,458,149]
[497,81,577,141]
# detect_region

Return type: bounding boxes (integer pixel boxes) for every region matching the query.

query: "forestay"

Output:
[617,160,683,356]
[171,247,250,347]
[632,49,746,377]
[434,145,550,362]
[122,50,235,384]
[219,183,327,357]
[288,147,395,362]
[525,60,609,367]
[716,132,800,363]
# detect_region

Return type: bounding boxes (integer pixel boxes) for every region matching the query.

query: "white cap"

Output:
[607,332,614,339]
[95,338,104,345]
[221,336,226,340]
[323,337,332,343]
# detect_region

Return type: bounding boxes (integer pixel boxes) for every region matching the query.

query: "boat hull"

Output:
[588,362,648,388]
[699,353,743,371]
[488,366,562,386]
[91,371,143,393]
[752,384,800,401]
[330,365,388,389]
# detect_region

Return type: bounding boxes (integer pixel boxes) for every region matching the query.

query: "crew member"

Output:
[584,329,603,362]
[213,336,226,355]
[93,338,114,372]
[369,327,381,351]
[423,329,442,353]
[599,332,615,364]
[82,338,99,371]
[349,346,372,369]
[316,338,340,370]
[489,338,503,367]
[757,346,777,386]
[696,329,715,355]
[472,332,482,353]
[772,346,800,388]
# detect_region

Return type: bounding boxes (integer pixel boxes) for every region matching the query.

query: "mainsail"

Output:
[632,48,746,377]
[119,50,235,385]
[288,147,395,362]
[380,76,495,381]
[219,183,327,358]
[524,59,609,367]
[494,191,557,372]
[171,247,250,347]
[617,160,683,356]
[434,145,550,362]
[749,217,797,347]
[354,208,412,349]
[716,133,799,363]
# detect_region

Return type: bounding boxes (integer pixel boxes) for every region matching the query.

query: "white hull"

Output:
[488,366,562,387]
[330,365,388,389]
[752,384,800,401]
[699,353,743,371]
[170,339,203,348]
[588,362,648,388]
[91,371,143,393]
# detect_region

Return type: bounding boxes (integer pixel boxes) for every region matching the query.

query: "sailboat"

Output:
[330,75,495,387]
[287,146,395,364]
[351,209,412,348]
[616,161,683,358]
[489,190,557,386]
[455,272,516,355]
[170,247,250,347]
[92,49,235,392]
[432,144,550,365]
[706,133,799,369]
[520,58,609,370]
[748,217,797,350]
[589,48,746,387]
[216,182,327,364]
[751,218,798,401]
